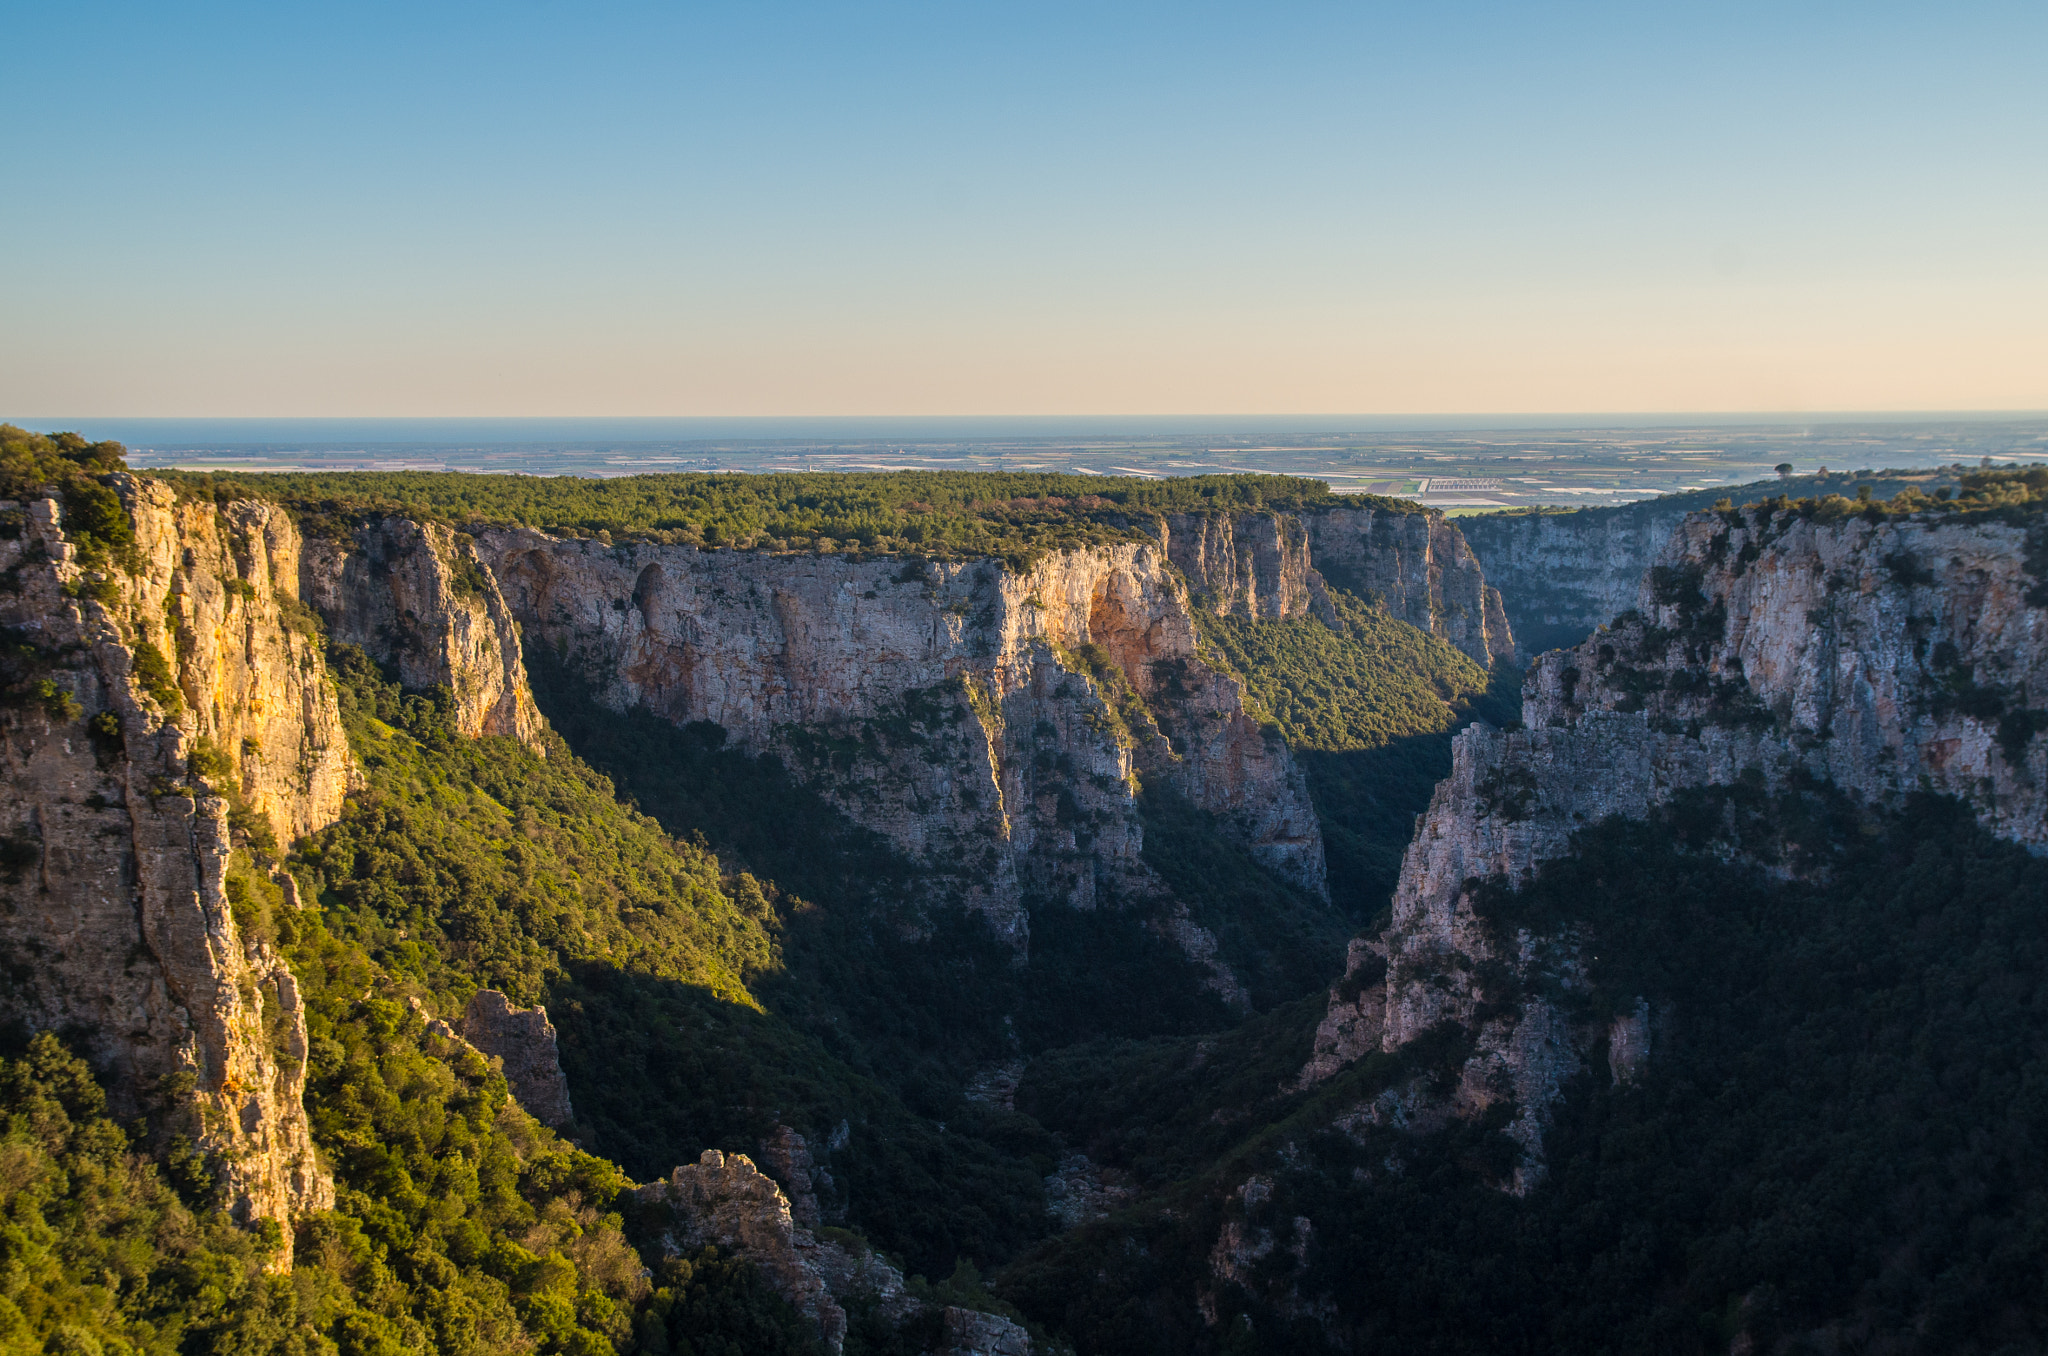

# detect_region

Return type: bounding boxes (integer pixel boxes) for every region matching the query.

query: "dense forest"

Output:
[152,464,1420,570]
[1004,787,2048,1355]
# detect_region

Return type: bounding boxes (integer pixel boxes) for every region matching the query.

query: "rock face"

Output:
[1459,505,1697,657]
[302,517,542,746]
[646,1150,849,1350]
[460,989,574,1128]
[641,1149,1032,1356]
[1305,504,2048,1181]
[1159,506,1515,667]
[0,479,349,1257]
[1160,511,1319,620]
[479,533,1323,974]
[1459,472,1976,659]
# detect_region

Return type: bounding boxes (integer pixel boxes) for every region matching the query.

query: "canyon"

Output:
[0,466,1513,1344]
[11,447,2043,1353]
[1303,501,2048,1182]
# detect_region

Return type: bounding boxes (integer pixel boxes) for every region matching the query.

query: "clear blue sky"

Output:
[4,1,2044,416]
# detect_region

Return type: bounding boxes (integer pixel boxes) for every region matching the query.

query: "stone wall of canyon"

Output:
[478,531,1322,981]
[1457,504,1695,657]
[1305,505,2048,1183]
[0,478,351,1251]
[1159,506,1515,667]
[302,516,542,746]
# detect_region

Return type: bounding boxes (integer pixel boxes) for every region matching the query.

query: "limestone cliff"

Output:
[1458,505,1696,657]
[302,517,542,746]
[1460,471,1973,657]
[1159,506,1514,667]
[1304,503,2048,1181]
[478,532,1322,979]
[0,478,348,1254]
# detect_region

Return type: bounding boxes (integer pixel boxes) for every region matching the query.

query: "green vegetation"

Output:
[303,646,1070,1281]
[0,424,139,577]
[0,1032,283,1353]
[1003,787,2048,1354]
[159,467,1416,570]
[1740,463,2048,527]
[1198,591,1487,754]
[299,644,775,1013]
[0,957,825,1356]
[1195,589,1515,919]
[1135,784,1347,1011]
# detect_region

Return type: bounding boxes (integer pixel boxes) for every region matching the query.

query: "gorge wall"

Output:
[477,531,1323,975]
[1456,470,1973,658]
[1305,503,2048,1180]
[1159,505,1514,667]
[1457,505,1694,658]
[0,488,570,1254]
[301,517,542,746]
[0,477,351,1251]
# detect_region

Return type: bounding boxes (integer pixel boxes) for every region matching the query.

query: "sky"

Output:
[3,1,2045,418]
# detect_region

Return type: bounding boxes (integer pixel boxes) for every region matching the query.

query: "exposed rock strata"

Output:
[938,1308,1033,1356]
[302,517,542,746]
[1458,506,1691,656]
[0,480,347,1256]
[1159,507,1514,667]
[479,533,1323,976]
[1305,506,2048,1181]
[1160,511,1319,620]
[1043,1152,1136,1229]
[461,988,575,1128]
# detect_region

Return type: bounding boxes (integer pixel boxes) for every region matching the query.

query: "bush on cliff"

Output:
[0,425,139,575]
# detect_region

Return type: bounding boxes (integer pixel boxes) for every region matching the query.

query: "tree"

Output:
[1775,463,1794,478]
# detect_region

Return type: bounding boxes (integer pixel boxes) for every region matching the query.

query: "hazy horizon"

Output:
[15,412,2048,451]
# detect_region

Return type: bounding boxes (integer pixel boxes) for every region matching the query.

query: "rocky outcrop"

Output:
[1198,1174,1328,1332]
[757,1122,834,1228]
[645,1149,849,1350]
[1043,1153,1135,1229]
[1459,472,1976,659]
[1304,503,2048,1181]
[478,533,1323,976]
[0,480,348,1258]
[641,1149,1032,1355]
[461,989,574,1128]
[302,517,542,746]
[1159,506,1514,667]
